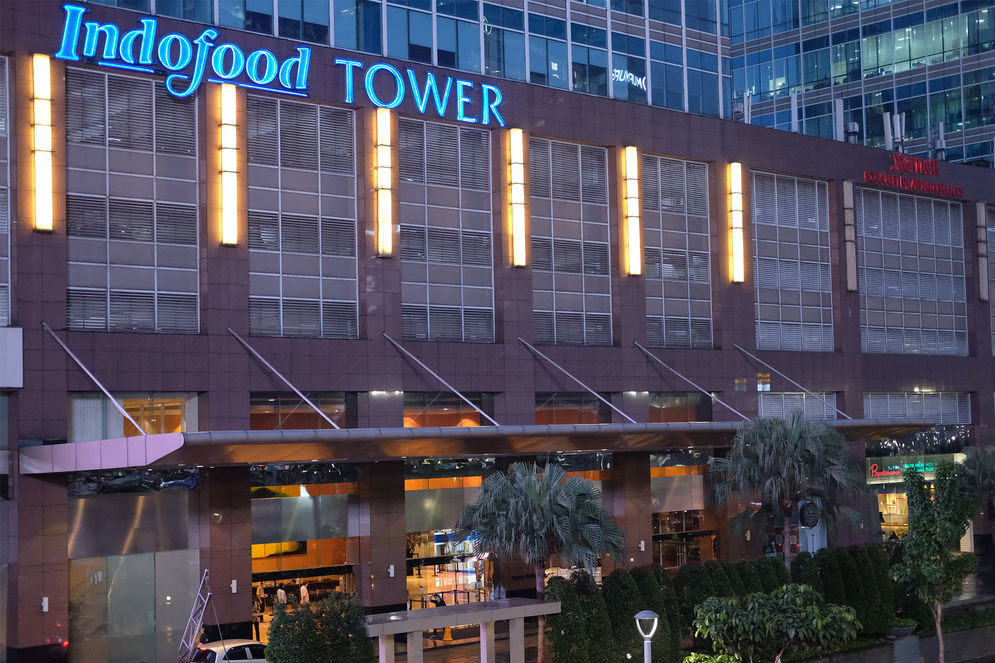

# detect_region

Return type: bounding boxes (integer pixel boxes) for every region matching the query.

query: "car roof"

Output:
[198,640,265,651]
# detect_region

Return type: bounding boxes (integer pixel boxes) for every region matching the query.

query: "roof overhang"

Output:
[17,419,934,474]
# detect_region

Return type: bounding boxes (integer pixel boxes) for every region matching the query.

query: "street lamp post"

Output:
[634,610,659,663]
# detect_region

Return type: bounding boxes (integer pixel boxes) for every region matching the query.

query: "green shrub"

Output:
[603,569,645,660]
[790,551,822,596]
[770,557,790,586]
[836,548,868,628]
[814,548,846,605]
[734,560,763,594]
[674,563,714,633]
[546,575,589,663]
[753,556,778,592]
[632,567,674,663]
[265,593,375,663]
[704,561,735,597]
[653,567,682,663]
[722,561,747,597]
[571,570,621,662]
[867,545,895,624]
[852,546,887,634]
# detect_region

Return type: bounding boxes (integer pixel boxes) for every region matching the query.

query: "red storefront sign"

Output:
[862,171,963,198]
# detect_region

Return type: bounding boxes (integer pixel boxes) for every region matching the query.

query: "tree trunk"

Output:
[783,507,794,570]
[535,562,546,663]
[935,603,945,663]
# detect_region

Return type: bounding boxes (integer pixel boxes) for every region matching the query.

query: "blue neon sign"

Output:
[54,4,310,98]
[335,59,505,127]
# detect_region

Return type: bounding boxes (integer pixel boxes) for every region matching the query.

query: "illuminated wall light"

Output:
[507,128,528,267]
[728,162,745,283]
[219,83,239,246]
[621,146,642,276]
[375,107,394,256]
[32,54,54,232]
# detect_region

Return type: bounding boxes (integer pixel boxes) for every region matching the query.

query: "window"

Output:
[437,15,481,72]
[65,69,199,334]
[484,4,526,80]
[649,392,713,422]
[156,0,211,22]
[387,6,433,64]
[863,392,970,425]
[752,172,833,352]
[247,97,358,339]
[987,206,995,353]
[856,189,966,356]
[220,0,274,34]
[399,118,494,343]
[0,56,9,326]
[69,393,198,442]
[649,0,681,25]
[403,392,491,427]
[530,138,611,346]
[278,0,330,42]
[643,155,712,348]
[334,0,382,54]
[535,392,611,424]
[758,392,837,420]
[250,392,351,429]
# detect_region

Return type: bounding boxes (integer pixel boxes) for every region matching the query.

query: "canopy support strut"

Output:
[733,344,852,420]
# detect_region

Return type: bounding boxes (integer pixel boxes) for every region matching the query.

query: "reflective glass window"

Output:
[220,0,275,34]
[334,0,383,54]
[278,0,330,42]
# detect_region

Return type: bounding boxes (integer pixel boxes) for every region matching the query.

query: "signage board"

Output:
[862,152,963,198]
[53,3,506,126]
[865,452,965,485]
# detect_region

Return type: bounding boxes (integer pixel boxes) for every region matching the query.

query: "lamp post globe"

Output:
[634,610,659,663]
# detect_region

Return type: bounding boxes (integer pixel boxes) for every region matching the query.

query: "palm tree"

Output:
[455,461,624,663]
[712,411,863,568]
[959,445,995,559]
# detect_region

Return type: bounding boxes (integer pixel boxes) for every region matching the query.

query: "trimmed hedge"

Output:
[546,576,590,663]
[790,551,822,596]
[722,561,747,597]
[571,570,621,662]
[631,567,673,663]
[814,548,847,605]
[836,548,868,629]
[603,569,645,659]
[734,560,763,594]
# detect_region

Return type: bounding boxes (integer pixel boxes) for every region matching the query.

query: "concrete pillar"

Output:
[602,451,653,570]
[350,461,408,611]
[378,634,395,663]
[406,630,424,663]
[509,617,526,663]
[480,620,496,663]
[199,466,253,639]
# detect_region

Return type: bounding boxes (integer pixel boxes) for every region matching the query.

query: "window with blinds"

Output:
[246,96,358,339]
[0,56,9,326]
[856,188,966,356]
[642,154,711,348]
[530,137,611,345]
[758,392,838,420]
[398,118,494,343]
[863,392,970,425]
[752,172,832,352]
[65,69,199,333]
[988,206,995,354]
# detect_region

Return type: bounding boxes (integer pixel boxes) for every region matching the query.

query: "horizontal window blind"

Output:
[65,68,199,334]
[0,56,9,325]
[863,392,970,425]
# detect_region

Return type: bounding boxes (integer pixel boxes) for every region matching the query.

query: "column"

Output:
[349,461,407,610]
[378,634,395,663]
[199,466,253,639]
[406,630,424,663]
[509,617,526,663]
[602,451,653,570]
[479,620,496,663]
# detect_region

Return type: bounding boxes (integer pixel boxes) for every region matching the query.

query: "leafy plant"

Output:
[632,567,674,663]
[704,561,735,597]
[712,413,863,568]
[265,593,374,663]
[789,551,821,596]
[456,462,624,663]
[546,576,589,663]
[722,561,747,597]
[572,570,621,663]
[693,584,859,663]
[734,560,763,594]
[653,567,683,663]
[753,556,778,592]
[892,462,976,663]
[813,548,846,604]
[835,548,868,629]
[603,569,645,659]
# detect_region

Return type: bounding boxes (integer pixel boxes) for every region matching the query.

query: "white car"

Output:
[191,639,269,663]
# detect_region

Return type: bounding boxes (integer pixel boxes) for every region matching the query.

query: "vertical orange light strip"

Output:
[729,162,745,283]
[622,146,642,275]
[219,83,239,245]
[32,54,53,232]
[375,108,393,256]
[508,128,527,266]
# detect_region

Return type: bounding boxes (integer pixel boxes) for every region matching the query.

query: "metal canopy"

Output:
[19,419,934,473]
[148,418,932,468]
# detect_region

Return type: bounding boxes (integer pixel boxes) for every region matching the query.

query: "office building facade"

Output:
[0,1,994,662]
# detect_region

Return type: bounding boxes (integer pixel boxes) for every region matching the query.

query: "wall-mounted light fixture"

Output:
[728,162,745,283]
[621,146,642,276]
[32,54,54,232]
[219,83,239,245]
[507,127,528,267]
[374,107,394,256]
